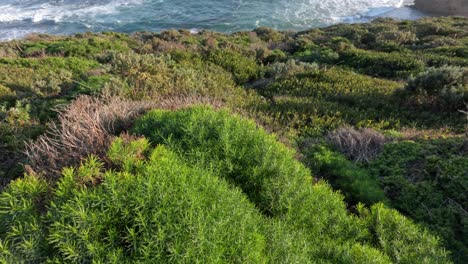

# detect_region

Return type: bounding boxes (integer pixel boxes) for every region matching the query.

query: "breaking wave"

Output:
[0,0,421,40]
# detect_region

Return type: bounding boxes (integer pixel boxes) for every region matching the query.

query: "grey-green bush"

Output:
[405,66,468,111]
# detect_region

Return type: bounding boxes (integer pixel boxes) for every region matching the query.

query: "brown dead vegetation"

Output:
[25,94,224,180]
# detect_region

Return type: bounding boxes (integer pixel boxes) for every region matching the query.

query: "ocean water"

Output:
[0,0,427,40]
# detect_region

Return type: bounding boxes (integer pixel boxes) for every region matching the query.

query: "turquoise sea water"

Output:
[0,0,427,40]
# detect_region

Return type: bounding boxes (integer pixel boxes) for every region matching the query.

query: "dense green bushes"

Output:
[0,142,269,263]
[304,144,388,206]
[20,33,133,58]
[206,49,261,84]
[0,107,451,263]
[338,49,425,78]
[132,107,353,229]
[107,51,255,106]
[403,66,468,111]
[132,106,450,263]
[0,16,466,263]
[369,139,468,263]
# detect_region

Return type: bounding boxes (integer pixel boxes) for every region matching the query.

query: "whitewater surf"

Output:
[0,0,425,40]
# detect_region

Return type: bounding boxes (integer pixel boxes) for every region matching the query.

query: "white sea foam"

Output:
[274,0,407,26]
[0,0,421,41]
[0,0,144,23]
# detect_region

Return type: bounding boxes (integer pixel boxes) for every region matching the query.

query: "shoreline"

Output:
[0,1,429,41]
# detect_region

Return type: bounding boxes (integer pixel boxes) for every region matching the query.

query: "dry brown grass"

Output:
[25,94,224,180]
[327,126,388,163]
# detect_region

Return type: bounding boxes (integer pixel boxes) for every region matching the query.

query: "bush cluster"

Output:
[404,66,468,111]
[0,107,451,263]
[369,139,468,263]
[0,16,466,263]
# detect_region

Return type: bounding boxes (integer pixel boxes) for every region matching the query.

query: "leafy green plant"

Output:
[370,139,468,263]
[339,48,425,78]
[206,49,261,84]
[304,144,388,206]
[404,66,468,111]
[132,106,450,263]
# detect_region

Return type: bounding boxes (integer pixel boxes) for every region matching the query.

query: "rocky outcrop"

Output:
[414,0,468,16]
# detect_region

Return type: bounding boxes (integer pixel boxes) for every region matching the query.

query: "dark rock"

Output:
[414,0,468,16]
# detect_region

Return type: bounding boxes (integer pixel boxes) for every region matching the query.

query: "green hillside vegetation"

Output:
[0,16,467,262]
[0,108,449,263]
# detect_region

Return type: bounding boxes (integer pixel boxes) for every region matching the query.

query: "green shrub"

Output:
[0,42,20,58]
[374,30,417,47]
[132,107,353,230]
[132,106,450,263]
[32,69,73,97]
[109,52,251,105]
[304,144,388,205]
[21,34,132,58]
[404,66,468,111]
[253,27,284,42]
[370,139,468,263]
[206,49,261,84]
[358,203,451,264]
[0,174,49,262]
[0,84,15,100]
[21,43,47,57]
[0,57,99,77]
[339,49,425,78]
[0,100,44,187]
[294,45,340,64]
[1,144,269,262]
[75,75,111,96]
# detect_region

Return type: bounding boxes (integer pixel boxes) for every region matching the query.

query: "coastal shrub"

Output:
[262,67,400,99]
[404,66,468,111]
[374,30,417,48]
[0,66,38,93]
[24,94,227,183]
[428,46,468,58]
[0,57,99,77]
[21,43,47,57]
[132,107,353,229]
[109,52,250,104]
[132,106,450,262]
[414,18,458,38]
[0,101,43,188]
[339,48,425,78]
[75,75,112,96]
[303,144,387,206]
[1,144,270,263]
[206,49,261,84]
[422,53,468,68]
[263,49,287,63]
[0,42,20,58]
[32,69,73,97]
[370,139,468,263]
[254,27,284,42]
[294,45,340,64]
[0,174,49,262]
[358,203,451,264]
[267,59,319,79]
[0,137,390,263]
[0,84,15,100]
[25,95,155,179]
[20,34,132,58]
